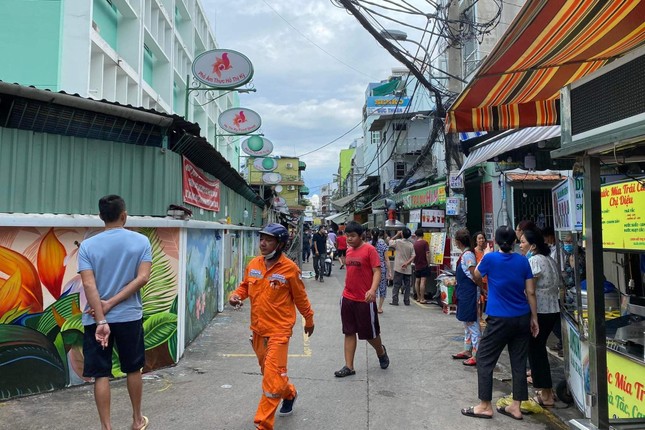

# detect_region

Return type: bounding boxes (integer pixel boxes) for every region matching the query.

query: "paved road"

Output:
[0,260,580,429]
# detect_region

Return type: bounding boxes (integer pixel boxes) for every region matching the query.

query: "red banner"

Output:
[182,157,220,211]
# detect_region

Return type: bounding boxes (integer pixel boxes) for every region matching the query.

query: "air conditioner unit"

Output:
[285,162,294,169]
[287,185,296,191]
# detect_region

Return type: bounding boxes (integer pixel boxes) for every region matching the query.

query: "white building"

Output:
[0,0,241,167]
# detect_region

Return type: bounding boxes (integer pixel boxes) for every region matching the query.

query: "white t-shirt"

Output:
[528,254,561,314]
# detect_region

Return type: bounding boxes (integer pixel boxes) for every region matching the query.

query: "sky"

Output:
[203,0,407,198]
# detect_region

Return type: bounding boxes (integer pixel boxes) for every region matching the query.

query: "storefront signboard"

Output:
[182,156,220,211]
[192,49,254,89]
[409,209,421,223]
[552,178,578,232]
[565,317,590,417]
[365,96,410,115]
[445,197,462,216]
[219,107,261,135]
[449,171,464,190]
[601,178,645,251]
[421,209,445,228]
[429,231,446,265]
[606,350,645,418]
[484,213,494,241]
[401,183,446,209]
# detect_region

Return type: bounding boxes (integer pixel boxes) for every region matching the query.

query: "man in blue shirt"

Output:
[79,195,152,430]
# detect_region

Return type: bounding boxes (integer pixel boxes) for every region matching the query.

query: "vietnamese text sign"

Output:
[601,179,645,250]
[421,209,445,228]
[409,209,421,223]
[552,178,578,232]
[401,183,446,209]
[365,96,410,115]
[182,157,220,211]
[606,350,645,419]
[566,318,589,417]
[449,171,464,190]
[430,231,446,265]
[192,49,254,89]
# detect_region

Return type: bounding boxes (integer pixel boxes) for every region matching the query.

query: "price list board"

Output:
[601,179,645,251]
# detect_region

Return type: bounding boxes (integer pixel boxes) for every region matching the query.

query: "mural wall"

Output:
[223,232,242,297]
[243,230,259,268]
[0,226,179,400]
[184,229,222,346]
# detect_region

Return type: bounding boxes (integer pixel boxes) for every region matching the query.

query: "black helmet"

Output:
[259,223,289,243]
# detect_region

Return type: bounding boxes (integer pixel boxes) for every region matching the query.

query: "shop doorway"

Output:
[512,188,554,230]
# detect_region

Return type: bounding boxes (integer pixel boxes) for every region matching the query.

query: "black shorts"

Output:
[340,297,380,340]
[83,319,145,378]
[414,266,431,278]
[336,249,346,257]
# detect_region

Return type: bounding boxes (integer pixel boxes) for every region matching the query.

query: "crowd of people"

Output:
[218,219,576,428]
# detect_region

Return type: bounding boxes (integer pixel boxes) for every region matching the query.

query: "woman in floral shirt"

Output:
[371,228,389,314]
[519,228,561,408]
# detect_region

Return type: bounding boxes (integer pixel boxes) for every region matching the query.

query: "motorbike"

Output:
[324,241,335,277]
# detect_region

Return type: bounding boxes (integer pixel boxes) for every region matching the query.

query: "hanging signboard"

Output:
[192,49,254,89]
[182,156,220,211]
[601,178,645,251]
[552,178,578,232]
[218,107,261,135]
[252,157,278,171]
[449,171,464,190]
[242,136,273,156]
[421,209,445,228]
[445,197,462,216]
[262,172,282,184]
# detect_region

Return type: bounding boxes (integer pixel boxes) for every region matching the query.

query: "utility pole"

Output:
[446,0,466,265]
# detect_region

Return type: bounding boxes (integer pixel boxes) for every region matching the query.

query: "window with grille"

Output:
[371,131,380,145]
[395,162,406,179]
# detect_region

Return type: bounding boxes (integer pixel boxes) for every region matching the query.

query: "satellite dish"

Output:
[274,185,283,193]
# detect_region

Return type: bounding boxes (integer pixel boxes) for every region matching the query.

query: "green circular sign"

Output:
[247,135,264,151]
[262,158,274,169]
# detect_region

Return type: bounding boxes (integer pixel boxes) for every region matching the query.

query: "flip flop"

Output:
[461,406,492,419]
[497,406,523,420]
[377,309,384,314]
[136,416,149,430]
[533,395,554,408]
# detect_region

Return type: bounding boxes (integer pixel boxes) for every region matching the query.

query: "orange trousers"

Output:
[252,334,296,430]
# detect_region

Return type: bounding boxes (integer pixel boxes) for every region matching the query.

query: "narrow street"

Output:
[1,260,577,430]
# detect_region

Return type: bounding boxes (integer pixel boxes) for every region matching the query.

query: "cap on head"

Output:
[259,223,289,243]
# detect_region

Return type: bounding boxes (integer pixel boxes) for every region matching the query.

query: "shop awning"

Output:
[459,125,560,175]
[325,211,353,225]
[331,188,369,209]
[445,0,645,133]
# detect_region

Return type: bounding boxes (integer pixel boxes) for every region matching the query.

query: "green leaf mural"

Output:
[143,312,177,351]
[60,314,84,347]
[137,228,177,317]
[36,293,81,339]
[0,325,66,399]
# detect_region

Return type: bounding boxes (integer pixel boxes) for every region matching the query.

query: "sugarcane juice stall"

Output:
[552,47,645,430]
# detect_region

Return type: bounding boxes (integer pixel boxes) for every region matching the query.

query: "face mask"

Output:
[563,244,574,254]
[526,251,533,259]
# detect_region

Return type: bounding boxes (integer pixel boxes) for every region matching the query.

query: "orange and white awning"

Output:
[445,0,645,133]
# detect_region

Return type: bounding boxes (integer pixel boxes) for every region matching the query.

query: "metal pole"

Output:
[583,155,609,429]
[184,74,190,119]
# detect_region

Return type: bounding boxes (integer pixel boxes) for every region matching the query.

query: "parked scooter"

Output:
[324,241,335,277]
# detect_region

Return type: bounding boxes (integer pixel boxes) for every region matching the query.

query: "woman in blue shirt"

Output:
[461,226,538,421]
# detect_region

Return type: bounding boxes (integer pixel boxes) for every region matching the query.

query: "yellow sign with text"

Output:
[606,351,645,419]
[601,179,645,250]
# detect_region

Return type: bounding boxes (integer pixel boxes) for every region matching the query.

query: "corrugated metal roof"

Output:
[0,81,263,207]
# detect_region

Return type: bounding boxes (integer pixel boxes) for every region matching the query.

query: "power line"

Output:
[296,121,362,157]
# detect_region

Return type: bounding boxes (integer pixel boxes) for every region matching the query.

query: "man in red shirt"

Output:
[413,228,431,303]
[334,221,390,377]
[336,229,348,269]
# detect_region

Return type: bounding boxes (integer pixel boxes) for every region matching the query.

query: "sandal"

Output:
[418,300,428,304]
[533,394,555,408]
[334,366,356,377]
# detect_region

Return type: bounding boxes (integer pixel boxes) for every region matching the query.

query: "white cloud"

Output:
[202,0,403,194]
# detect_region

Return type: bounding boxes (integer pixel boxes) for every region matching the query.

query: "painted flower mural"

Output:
[0,227,179,400]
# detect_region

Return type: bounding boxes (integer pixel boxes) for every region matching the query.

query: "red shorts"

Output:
[340,296,380,340]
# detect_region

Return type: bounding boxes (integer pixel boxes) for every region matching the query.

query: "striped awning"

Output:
[445,0,645,133]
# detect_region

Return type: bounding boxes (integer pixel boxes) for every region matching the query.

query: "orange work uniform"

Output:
[230,253,314,430]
